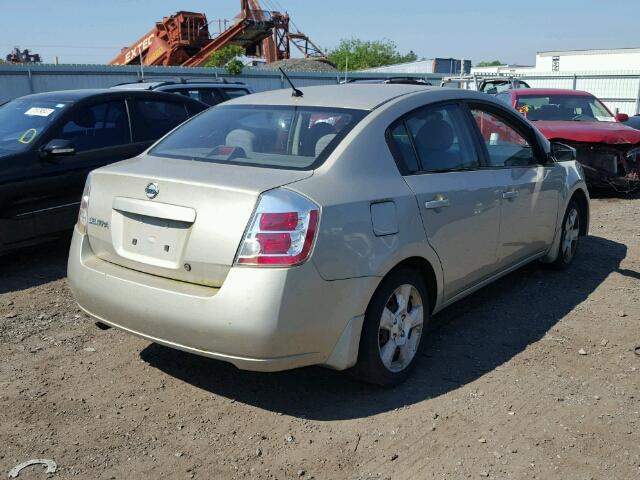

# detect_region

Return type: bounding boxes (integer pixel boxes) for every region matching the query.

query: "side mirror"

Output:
[615,112,629,122]
[550,142,576,162]
[42,139,76,158]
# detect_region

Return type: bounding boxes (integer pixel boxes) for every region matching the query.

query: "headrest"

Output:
[225,129,257,153]
[315,134,336,157]
[416,118,454,152]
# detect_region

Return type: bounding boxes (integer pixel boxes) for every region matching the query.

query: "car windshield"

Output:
[149,105,367,170]
[516,94,615,122]
[0,98,70,157]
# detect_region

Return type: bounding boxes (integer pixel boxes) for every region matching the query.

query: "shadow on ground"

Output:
[141,234,630,420]
[0,236,70,294]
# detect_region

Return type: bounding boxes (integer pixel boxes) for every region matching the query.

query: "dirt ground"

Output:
[1,196,638,480]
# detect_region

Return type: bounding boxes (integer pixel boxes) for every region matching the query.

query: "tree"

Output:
[327,39,418,71]
[475,60,503,67]
[205,45,245,75]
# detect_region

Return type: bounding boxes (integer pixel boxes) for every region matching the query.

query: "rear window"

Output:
[131,99,189,142]
[149,105,367,170]
[173,88,225,106]
[222,88,250,99]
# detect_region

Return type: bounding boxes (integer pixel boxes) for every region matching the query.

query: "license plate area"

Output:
[112,210,192,269]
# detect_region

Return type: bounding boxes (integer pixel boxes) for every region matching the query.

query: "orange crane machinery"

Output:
[181,0,275,67]
[111,11,210,66]
[110,1,325,67]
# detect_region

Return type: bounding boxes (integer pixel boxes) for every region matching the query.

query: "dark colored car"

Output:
[497,88,640,192]
[0,89,207,253]
[111,78,253,107]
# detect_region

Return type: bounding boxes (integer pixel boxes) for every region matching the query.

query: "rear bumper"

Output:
[67,228,375,372]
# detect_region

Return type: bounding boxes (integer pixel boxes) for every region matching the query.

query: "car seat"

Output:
[303,122,336,156]
[226,129,257,153]
[314,134,337,157]
[415,118,459,170]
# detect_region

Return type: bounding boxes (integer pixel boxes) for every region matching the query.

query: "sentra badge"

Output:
[88,218,110,229]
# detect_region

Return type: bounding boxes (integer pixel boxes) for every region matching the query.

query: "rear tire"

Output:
[352,267,429,387]
[553,199,581,269]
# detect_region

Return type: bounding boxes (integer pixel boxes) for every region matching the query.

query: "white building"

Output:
[535,48,640,72]
[364,58,472,75]
[472,47,640,74]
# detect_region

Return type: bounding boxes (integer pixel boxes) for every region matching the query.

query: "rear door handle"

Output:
[502,189,519,200]
[424,198,450,209]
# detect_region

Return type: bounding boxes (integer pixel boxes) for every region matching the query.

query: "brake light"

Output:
[236,189,320,266]
[260,212,299,231]
[77,176,91,234]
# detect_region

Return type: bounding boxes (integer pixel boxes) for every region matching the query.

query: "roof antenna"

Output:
[279,67,303,97]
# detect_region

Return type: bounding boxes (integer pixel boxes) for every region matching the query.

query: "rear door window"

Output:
[52,100,130,152]
[131,99,189,142]
[387,123,419,174]
[388,104,479,173]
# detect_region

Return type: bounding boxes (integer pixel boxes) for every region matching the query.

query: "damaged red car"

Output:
[497,88,640,192]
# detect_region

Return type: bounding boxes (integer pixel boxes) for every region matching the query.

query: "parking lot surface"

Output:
[1,197,639,480]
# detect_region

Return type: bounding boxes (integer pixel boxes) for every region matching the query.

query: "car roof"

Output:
[13,88,207,106]
[509,88,593,97]
[225,84,444,110]
[15,89,117,102]
[111,80,249,91]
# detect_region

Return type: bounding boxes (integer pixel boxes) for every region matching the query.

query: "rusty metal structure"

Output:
[110,1,325,67]
[111,12,210,66]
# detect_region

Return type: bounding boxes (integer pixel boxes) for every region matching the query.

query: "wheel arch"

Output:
[379,256,439,315]
[569,187,589,236]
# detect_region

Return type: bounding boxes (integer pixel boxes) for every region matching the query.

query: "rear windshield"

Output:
[149,105,367,170]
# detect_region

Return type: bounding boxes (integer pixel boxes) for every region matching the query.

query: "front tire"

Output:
[553,199,581,269]
[352,267,429,387]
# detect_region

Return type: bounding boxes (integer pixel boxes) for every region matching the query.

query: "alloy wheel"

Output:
[378,284,424,373]
[562,208,580,263]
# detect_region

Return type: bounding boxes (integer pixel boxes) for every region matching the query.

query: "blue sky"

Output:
[2,0,639,65]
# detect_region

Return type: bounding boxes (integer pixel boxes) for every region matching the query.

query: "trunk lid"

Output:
[86,154,312,287]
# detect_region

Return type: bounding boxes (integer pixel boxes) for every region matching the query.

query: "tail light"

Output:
[77,176,91,234]
[236,189,320,266]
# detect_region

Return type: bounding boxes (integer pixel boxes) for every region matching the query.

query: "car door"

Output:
[467,103,562,267]
[387,102,502,301]
[30,98,137,237]
[0,151,39,248]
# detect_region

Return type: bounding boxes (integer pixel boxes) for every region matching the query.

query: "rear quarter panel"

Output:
[289,91,459,308]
